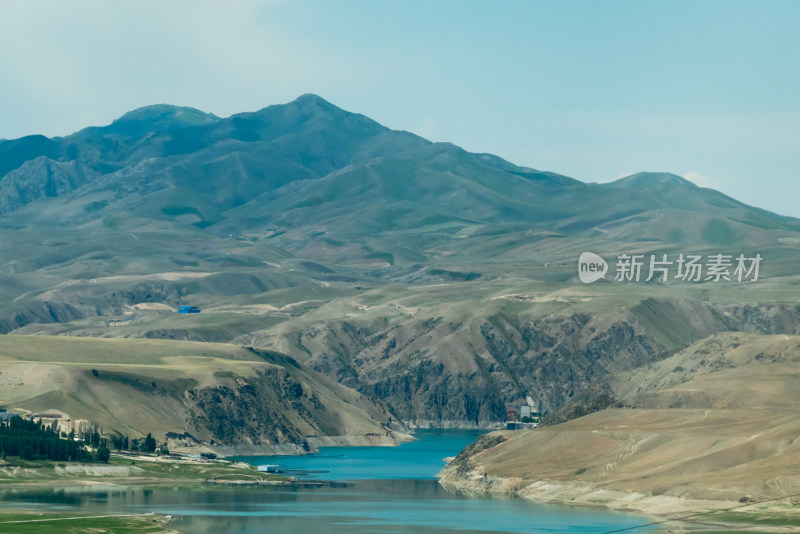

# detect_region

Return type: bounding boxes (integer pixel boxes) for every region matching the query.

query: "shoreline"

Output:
[0,453,291,489]
[437,470,800,532]
[210,430,417,457]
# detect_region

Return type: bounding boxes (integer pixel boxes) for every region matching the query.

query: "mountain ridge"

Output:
[1,94,796,238]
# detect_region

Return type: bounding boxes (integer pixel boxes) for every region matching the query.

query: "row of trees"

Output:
[109,432,159,453]
[0,416,109,462]
[1,414,167,463]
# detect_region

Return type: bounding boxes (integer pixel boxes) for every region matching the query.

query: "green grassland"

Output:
[0,512,171,534]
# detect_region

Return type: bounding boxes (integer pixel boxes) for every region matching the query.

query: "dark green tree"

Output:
[97,446,110,463]
[144,433,156,453]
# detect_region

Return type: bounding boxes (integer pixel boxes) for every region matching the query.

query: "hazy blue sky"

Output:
[1,1,798,215]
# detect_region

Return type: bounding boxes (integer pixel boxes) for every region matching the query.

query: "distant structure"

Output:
[258,464,280,473]
[178,306,201,314]
[505,399,541,430]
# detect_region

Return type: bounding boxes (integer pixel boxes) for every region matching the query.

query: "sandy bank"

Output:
[213,431,415,457]
[437,469,733,517]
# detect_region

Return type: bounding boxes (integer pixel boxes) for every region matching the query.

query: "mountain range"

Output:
[3,94,797,254]
[2,94,800,443]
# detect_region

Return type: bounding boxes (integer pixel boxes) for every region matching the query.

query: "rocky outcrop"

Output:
[0,157,90,215]
[236,299,800,427]
[186,367,332,446]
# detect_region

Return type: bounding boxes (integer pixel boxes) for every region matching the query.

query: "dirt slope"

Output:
[439,333,800,520]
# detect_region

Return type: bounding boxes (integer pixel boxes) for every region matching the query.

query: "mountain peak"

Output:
[281,93,355,119]
[101,104,219,136]
[293,93,334,106]
[611,172,696,189]
[117,104,218,124]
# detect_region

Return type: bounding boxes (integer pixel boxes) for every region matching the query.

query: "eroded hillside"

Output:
[0,336,406,454]
[438,333,800,518]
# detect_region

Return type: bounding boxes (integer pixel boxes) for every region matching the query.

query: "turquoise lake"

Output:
[234,428,487,480]
[0,430,662,533]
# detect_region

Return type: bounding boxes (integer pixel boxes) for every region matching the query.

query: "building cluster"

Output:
[505,399,540,430]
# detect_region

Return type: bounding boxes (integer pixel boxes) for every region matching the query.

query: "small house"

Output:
[258,464,280,473]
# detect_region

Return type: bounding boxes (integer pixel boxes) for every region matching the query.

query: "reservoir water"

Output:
[0,430,661,533]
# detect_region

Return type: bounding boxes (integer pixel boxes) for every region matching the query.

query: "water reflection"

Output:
[0,480,660,534]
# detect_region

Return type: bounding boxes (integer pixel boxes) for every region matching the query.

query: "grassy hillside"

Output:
[0,335,402,453]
